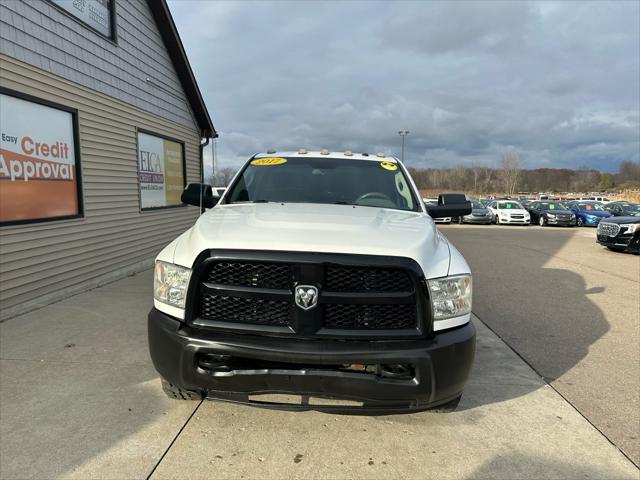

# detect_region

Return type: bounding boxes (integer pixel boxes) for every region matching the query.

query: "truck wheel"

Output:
[161,379,204,400]
[429,394,462,412]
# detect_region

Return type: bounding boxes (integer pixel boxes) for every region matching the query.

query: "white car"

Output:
[423,197,452,223]
[148,150,476,413]
[487,200,530,225]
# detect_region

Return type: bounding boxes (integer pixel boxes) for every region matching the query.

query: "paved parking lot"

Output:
[441,223,640,467]
[1,227,639,479]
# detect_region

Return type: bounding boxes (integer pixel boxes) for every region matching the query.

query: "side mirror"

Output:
[181,183,218,210]
[426,193,472,219]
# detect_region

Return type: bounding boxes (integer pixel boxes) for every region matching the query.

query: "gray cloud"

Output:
[172,0,640,174]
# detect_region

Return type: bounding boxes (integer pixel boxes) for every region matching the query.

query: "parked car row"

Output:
[434,196,639,254]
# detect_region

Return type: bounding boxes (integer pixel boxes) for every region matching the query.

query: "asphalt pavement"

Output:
[1,237,639,478]
[441,223,640,467]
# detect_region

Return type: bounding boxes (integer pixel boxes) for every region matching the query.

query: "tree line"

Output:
[408,158,640,195]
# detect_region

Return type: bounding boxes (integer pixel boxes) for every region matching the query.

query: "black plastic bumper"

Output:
[547,219,576,226]
[597,233,640,253]
[148,308,476,413]
[462,216,492,224]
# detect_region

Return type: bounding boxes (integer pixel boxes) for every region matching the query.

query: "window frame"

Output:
[48,0,118,44]
[135,128,188,213]
[0,87,84,227]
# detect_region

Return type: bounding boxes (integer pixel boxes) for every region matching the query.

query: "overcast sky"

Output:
[168,0,639,174]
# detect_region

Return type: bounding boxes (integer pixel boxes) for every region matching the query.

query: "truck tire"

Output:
[161,379,204,400]
[429,394,462,412]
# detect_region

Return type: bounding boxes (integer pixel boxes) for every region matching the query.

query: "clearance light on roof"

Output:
[266,149,276,154]
[320,149,330,155]
[376,152,386,158]
[298,148,308,154]
[344,150,353,156]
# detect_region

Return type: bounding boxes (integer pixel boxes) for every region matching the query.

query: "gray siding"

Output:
[0,55,202,320]
[0,0,196,129]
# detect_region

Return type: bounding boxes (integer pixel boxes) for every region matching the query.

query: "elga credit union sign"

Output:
[0,93,81,224]
[138,131,185,209]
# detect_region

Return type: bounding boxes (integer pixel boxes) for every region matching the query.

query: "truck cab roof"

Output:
[253,151,397,162]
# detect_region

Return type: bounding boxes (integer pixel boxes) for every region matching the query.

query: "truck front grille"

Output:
[200,294,291,326]
[192,253,427,338]
[206,262,292,290]
[324,304,416,329]
[325,266,412,292]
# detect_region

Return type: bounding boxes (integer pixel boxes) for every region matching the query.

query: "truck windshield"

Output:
[225,157,419,211]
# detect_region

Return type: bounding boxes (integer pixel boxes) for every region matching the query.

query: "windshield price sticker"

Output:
[380,161,398,171]
[252,157,287,166]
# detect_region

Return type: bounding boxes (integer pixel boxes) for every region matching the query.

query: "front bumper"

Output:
[547,217,576,226]
[462,215,492,224]
[499,217,530,224]
[583,217,606,226]
[597,232,640,253]
[148,308,476,413]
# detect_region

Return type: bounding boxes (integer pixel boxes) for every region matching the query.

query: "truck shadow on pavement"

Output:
[442,226,610,405]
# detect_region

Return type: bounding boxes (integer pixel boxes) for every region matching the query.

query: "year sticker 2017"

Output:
[252,157,287,166]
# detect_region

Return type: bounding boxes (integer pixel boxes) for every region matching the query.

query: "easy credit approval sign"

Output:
[0,92,81,224]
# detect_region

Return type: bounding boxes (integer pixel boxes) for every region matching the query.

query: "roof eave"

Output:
[147,0,217,138]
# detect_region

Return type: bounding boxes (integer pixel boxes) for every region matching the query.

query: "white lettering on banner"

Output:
[0,153,74,182]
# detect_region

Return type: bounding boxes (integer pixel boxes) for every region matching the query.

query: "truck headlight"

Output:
[427,275,472,321]
[625,224,639,233]
[154,261,192,308]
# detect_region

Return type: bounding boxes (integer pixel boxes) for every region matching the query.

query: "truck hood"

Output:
[169,203,453,279]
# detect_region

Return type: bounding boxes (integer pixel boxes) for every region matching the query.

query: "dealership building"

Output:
[0,0,216,320]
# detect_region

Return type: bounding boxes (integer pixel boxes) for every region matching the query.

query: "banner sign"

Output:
[51,0,113,37]
[138,131,185,209]
[0,92,81,224]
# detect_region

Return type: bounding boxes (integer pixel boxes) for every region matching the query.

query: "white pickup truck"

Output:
[148,150,475,413]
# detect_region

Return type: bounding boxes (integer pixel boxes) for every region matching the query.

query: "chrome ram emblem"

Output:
[295,285,319,310]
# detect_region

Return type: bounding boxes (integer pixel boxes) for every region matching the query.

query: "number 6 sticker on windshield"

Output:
[252,157,287,166]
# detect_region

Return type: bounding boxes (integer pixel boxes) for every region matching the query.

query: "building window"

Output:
[50,0,115,39]
[137,130,186,211]
[0,89,83,226]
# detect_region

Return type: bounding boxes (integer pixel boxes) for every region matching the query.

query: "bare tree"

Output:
[213,167,237,187]
[470,162,485,194]
[499,152,525,196]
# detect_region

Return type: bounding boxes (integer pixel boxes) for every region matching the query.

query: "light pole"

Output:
[398,130,410,162]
